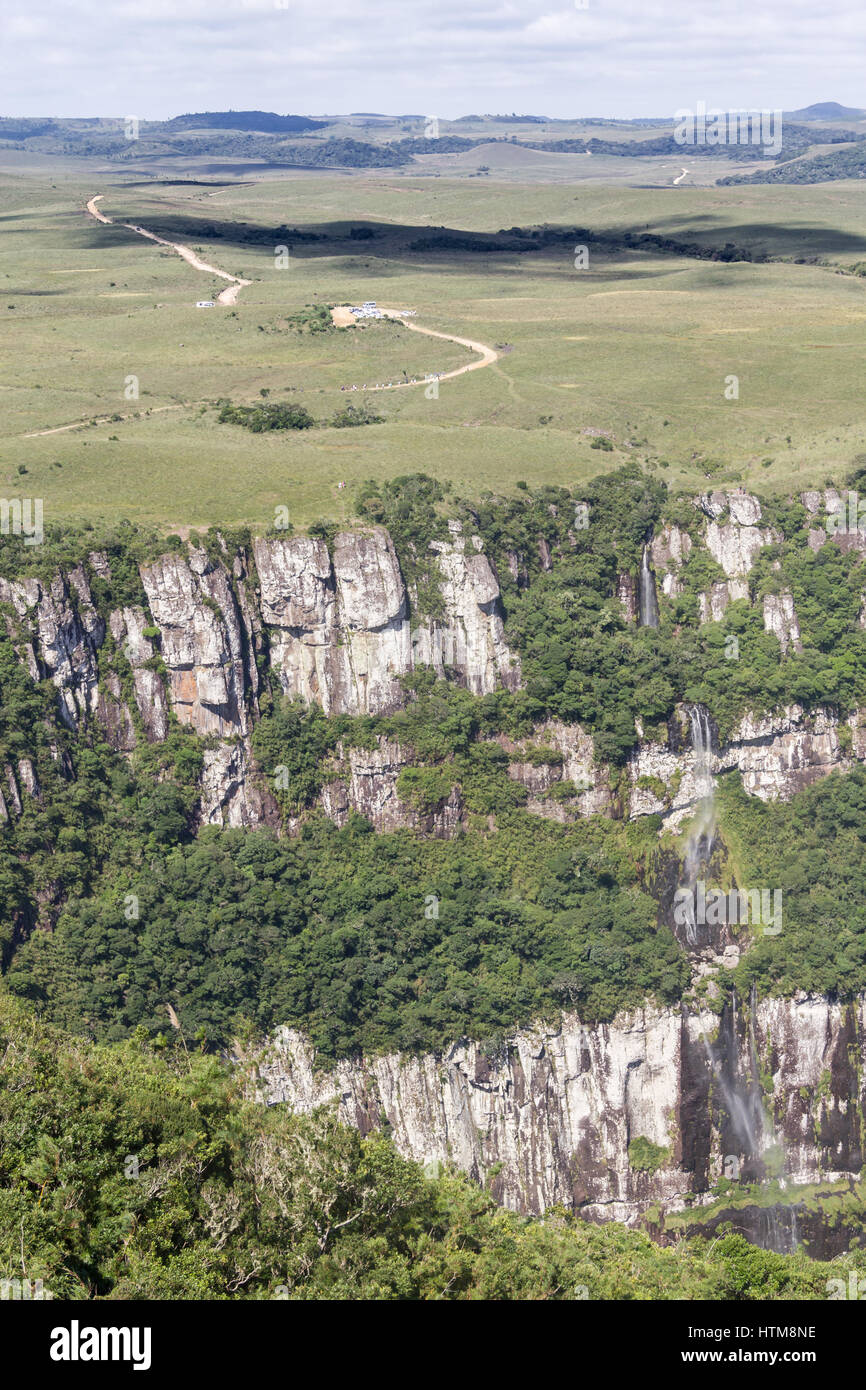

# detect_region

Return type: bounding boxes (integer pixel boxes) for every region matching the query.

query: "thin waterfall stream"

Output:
[638,542,660,628]
[680,704,716,943]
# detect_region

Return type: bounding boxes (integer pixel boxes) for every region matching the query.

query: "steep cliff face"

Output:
[651,523,692,598]
[625,703,865,823]
[412,524,521,694]
[140,546,253,739]
[319,737,464,836]
[252,529,411,717]
[0,568,104,731]
[0,524,520,828]
[1,489,864,833]
[499,720,616,821]
[257,994,866,1224]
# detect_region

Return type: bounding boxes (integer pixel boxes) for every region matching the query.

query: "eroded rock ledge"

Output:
[1,491,865,831]
[256,994,866,1223]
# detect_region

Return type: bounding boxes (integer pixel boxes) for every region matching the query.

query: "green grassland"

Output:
[2,164,866,531]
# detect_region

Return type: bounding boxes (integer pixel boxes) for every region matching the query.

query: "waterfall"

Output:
[638,543,659,628]
[699,1029,762,1157]
[684,704,715,884]
[678,704,716,944]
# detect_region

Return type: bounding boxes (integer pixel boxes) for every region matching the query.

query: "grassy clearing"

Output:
[2,169,866,530]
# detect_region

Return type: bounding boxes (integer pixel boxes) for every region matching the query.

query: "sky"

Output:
[2,0,864,121]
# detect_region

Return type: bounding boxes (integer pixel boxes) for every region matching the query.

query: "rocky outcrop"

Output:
[699,581,732,624]
[724,705,863,800]
[651,523,692,598]
[254,524,519,715]
[617,571,638,623]
[502,720,615,821]
[107,607,169,743]
[628,703,864,822]
[762,591,803,655]
[702,490,774,603]
[253,529,411,716]
[0,569,104,730]
[411,523,521,694]
[0,524,520,829]
[257,993,866,1223]
[141,547,251,738]
[320,737,464,836]
[803,488,866,556]
[1,499,863,835]
[199,741,279,829]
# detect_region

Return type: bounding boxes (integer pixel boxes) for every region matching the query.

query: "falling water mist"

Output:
[680,704,716,943]
[638,542,660,628]
[698,987,798,1255]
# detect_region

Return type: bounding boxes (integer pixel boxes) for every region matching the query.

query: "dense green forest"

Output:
[8,756,866,1057]
[721,143,866,185]
[4,468,866,1057]
[0,994,855,1300]
[353,469,866,758]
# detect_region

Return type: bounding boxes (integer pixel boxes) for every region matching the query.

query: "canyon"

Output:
[0,489,863,835]
[256,992,866,1249]
[3,486,866,1244]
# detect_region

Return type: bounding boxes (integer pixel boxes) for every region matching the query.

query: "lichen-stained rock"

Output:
[0,569,104,730]
[698,581,731,624]
[199,741,279,829]
[651,523,692,598]
[697,490,778,621]
[95,672,137,752]
[502,720,614,821]
[0,575,41,681]
[253,529,411,716]
[257,995,866,1221]
[412,523,521,694]
[108,607,169,743]
[4,764,22,817]
[253,534,341,709]
[617,571,638,623]
[762,591,803,655]
[723,704,848,799]
[141,547,249,737]
[705,509,769,579]
[16,758,39,799]
[231,550,264,710]
[320,738,463,836]
[332,528,411,714]
[255,525,518,714]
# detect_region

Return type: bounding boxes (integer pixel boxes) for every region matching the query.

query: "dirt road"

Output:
[22,403,190,439]
[86,195,251,304]
[331,306,498,390]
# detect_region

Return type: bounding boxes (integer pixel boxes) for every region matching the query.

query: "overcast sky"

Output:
[3,0,864,121]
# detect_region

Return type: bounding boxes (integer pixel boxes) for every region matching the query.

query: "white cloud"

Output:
[1,0,863,118]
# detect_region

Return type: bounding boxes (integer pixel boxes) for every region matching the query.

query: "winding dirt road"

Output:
[86,195,251,304]
[332,306,498,390]
[22,403,190,440]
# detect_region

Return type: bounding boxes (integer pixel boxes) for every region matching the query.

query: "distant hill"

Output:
[719,142,866,185]
[785,102,866,121]
[163,111,329,133]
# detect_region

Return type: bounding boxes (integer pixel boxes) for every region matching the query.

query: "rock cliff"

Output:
[0,524,522,828]
[2,492,865,832]
[257,993,866,1225]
